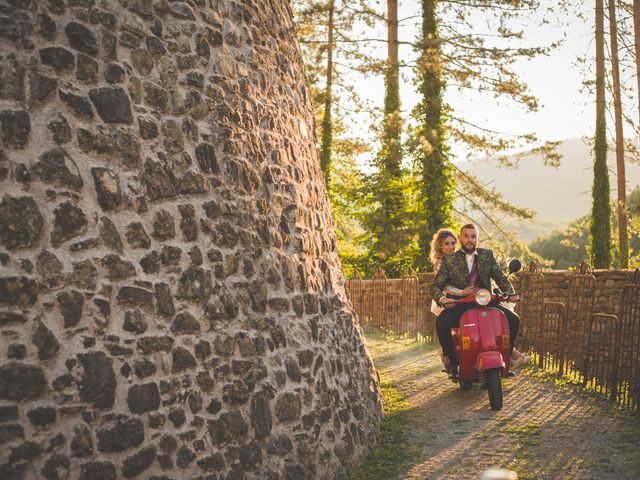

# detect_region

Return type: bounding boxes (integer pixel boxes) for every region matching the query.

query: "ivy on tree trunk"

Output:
[591,0,612,269]
[320,0,335,187]
[609,0,629,268]
[413,0,456,271]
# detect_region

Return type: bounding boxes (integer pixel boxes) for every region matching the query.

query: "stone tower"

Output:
[0,1,381,479]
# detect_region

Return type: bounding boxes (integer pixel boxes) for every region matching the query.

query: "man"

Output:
[433,224,520,378]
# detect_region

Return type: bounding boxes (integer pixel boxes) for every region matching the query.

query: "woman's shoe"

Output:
[511,355,530,369]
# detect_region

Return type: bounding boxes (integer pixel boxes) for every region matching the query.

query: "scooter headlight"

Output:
[475,289,491,306]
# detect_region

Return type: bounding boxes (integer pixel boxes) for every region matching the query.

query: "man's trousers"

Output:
[435,302,520,365]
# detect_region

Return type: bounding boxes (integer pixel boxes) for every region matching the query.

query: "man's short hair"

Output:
[460,223,478,233]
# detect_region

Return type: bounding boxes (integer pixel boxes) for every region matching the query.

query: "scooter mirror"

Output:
[508,259,522,274]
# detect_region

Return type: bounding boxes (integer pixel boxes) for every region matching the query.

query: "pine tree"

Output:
[412,0,456,271]
[608,0,628,268]
[294,0,565,275]
[292,0,379,274]
[358,0,411,275]
[592,0,612,268]
[319,0,335,187]
[635,0,640,127]
[293,0,376,188]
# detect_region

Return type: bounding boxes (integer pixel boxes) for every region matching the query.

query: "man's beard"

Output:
[461,244,476,253]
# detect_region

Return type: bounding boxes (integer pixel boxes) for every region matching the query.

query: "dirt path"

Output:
[365,328,640,480]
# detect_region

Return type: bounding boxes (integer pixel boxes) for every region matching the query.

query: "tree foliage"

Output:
[355,0,414,276]
[530,218,591,270]
[292,0,379,275]
[434,0,564,166]
[292,0,581,277]
[531,186,640,270]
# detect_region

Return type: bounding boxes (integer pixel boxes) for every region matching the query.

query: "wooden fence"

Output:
[346,264,640,412]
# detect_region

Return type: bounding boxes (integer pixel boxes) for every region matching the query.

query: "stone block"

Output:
[0,196,43,250]
[89,87,133,124]
[65,22,99,55]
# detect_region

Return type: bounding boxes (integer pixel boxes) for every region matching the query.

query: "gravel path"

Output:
[365,329,640,480]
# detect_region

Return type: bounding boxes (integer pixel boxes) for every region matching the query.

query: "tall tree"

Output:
[384,0,401,172]
[412,0,456,271]
[292,0,380,274]
[635,0,640,127]
[359,0,410,275]
[319,0,335,186]
[293,0,377,187]
[608,0,629,268]
[592,0,612,268]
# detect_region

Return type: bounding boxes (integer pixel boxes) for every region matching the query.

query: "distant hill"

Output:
[456,138,640,241]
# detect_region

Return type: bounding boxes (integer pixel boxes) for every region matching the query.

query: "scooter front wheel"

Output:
[485,368,503,410]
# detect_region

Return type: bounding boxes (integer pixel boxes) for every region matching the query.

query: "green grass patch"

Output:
[495,417,514,426]
[345,382,411,480]
[503,422,543,435]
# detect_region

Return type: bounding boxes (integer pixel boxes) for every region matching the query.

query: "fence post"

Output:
[516,262,545,354]
[346,270,363,323]
[372,269,387,328]
[616,281,640,410]
[564,262,596,379]
[401,273,419,338]
[611,315,622,403]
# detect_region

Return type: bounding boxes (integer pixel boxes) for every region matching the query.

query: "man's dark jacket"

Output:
[433,248,515,303]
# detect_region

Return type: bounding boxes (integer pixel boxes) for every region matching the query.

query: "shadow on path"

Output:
[364,328,640,480]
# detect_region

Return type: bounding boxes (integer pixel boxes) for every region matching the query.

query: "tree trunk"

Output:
[608,0,628,268]
[366,0,406,272]
[635,0,640,125]
[385,0,401,170]
[414,0,456,271]
[591,0,612,268]
[319,0,335,187]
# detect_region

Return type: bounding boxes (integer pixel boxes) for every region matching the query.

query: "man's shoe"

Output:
[440,355,450,373]
[447,364,460,380]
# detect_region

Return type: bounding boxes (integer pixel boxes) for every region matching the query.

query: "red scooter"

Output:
[446,260,521,411]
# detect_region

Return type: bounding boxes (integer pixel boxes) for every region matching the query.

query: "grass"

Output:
[346,326,436,480]
[503,422,543,435]
[345,382,412,480]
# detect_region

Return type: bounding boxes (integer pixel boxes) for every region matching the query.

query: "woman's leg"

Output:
[510,348,530,368]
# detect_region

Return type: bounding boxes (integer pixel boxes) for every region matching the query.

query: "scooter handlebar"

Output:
[441,291,518,308]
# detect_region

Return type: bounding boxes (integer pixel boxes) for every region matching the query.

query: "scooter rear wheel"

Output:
[486,368,503,410]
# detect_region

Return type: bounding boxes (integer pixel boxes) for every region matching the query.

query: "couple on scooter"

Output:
[431,223,529,379]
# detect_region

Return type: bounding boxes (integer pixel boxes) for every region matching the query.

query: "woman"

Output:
[429,228,476,316]
[429,228,529,368]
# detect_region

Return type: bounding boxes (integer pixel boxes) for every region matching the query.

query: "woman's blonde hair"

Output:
[430,228,458,265]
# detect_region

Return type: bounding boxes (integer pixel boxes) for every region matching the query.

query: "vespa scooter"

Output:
[446,259,521,410]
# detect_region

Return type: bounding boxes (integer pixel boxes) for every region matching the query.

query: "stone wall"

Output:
[532,269,635,317]
[0,1,381,479]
